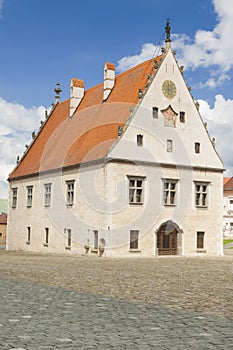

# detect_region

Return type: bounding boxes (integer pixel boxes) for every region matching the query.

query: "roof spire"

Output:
[165,18,171,49]
[54,83,62,103]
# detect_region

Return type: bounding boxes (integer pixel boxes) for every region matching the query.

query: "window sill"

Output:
[91,248,98,253]
[26,241,30,245]
[129,202,143,205]
[43,243,48,247]
[129,249,141,253]
[27,206,32,208]
[164,204,176,207]
[196,206,208,209]
[196,249,207,253]
[44,205,51,208]
[65,246,71,250]
[66,204,74,208]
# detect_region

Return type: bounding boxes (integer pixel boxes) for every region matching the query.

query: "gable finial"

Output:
[165,19,171,49]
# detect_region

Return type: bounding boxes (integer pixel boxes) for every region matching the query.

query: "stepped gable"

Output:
[9,56,160,180]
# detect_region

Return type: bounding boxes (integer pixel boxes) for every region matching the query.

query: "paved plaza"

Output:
[0,252,233,349]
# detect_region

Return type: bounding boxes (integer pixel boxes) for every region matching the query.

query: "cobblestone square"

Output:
[0,251,233,349]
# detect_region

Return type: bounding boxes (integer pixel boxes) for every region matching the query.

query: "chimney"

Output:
[103,62,115,101]
[70,78,84,116]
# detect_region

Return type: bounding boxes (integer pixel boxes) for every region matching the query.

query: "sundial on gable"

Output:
[161,105,178,127]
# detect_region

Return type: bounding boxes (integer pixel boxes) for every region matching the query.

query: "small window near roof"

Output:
[179,111,185,123]
[152,107,158,118]
[137,134,143,146]
[195,142,200,154]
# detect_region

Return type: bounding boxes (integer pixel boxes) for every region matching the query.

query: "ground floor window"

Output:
[26,227,31,244]
[197,231,205,249]
[130,230,139,249]
[64,228,72,249]
[44,227,49,246]
[93,230,98,250]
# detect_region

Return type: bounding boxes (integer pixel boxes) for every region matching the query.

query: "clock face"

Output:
[162,80,177,99]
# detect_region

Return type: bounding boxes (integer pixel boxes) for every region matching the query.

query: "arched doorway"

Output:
[156,221,181,255]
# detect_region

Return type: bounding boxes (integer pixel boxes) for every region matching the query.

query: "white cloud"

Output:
[117,43,159,72]
[0,98,45,198]
[117,0,233,88]
[199,95,233,176]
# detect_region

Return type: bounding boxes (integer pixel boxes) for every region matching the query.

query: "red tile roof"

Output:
[224,177,230,185]
[224,177,233,191]
[0,213,7,225]
[9,56,161,180]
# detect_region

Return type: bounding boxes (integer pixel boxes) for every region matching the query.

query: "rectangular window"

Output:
[44,183,52,207]
[93,230,98,250]
[166,139,173,152]
[130,230,139,249]
[26,227,31,244]
[197,231,205,249]
[137,134,143,146]
[66,180,75,206]
[64,228,72,248]
[128,177,144,204]
[195,142,200,154]
[44,227,49,246]
[179,111,185,123]
[195,182,208,208]
[12,188,18,208]
[27,186,33,208]
[229,198,233,211]
[152,106,158,118]
[163,179,177,205]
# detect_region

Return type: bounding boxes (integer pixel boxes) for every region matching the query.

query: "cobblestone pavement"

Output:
[0,251,233,349]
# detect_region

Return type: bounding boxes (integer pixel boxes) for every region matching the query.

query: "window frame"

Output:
[128,176,145,205]
[44,183,52,207]
[195,142,200,154]
[197,231,205,249]
[64,228,72,249]
[12,187,18,208]
[66,180,75,207]
[137,134,143,146]
[179,111,185,123]
[163,179,178,206]
[166,139,173,152]
[195,182,209,208]
[130,230,139,250]
[152,106,159,118]
[27,186,33,208]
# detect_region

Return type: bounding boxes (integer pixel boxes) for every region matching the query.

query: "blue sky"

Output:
[0,0,233,197]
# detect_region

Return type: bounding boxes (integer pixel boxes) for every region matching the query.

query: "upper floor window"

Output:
[152,106,158,118]
[166,139,173,152]
[44,183,52,207]
[137,134,143,146]
[179,111,185,123]
[27,186,33,208]
[12,188,18,208]
[195,142,200,154]
[195,182,208,208]
[66,180,75,206]
[163,179,178,206]
[128,177,145,204]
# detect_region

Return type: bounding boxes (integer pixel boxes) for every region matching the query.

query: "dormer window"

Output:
[179,111,185,123]
[195,142,200,154]
[137,134,143,146]
[152,107,158,118]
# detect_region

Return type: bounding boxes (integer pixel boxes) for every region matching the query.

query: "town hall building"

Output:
[7,24,224,256]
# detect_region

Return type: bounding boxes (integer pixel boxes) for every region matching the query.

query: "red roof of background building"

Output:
[0,213,7,225]
[224,177,233,191]
[9,56,161,180]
